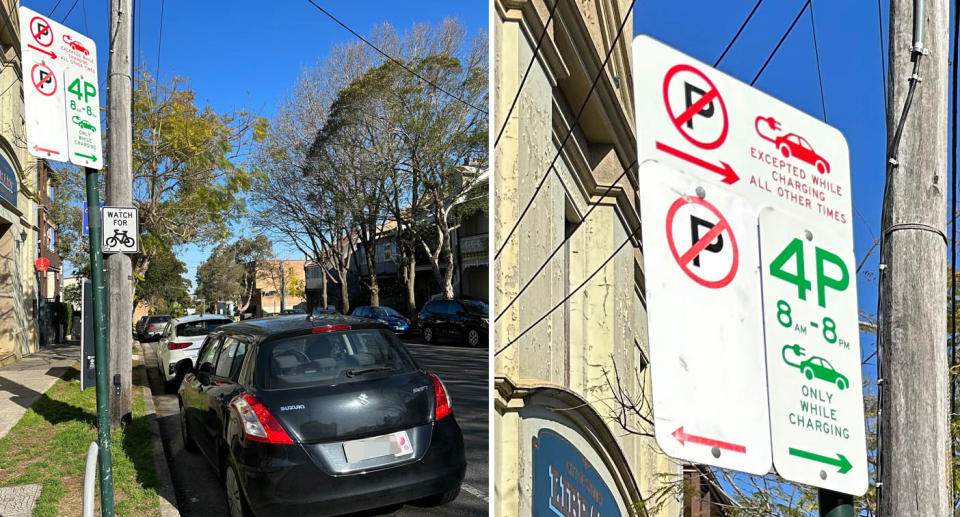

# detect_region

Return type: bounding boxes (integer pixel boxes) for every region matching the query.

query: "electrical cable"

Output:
[495,223,641,357]
[951,0,958,501]
[808,1,827,121]
[714,0,764,67]
[495,160,636,322]
[494,0,560,147]
[494,0,636,262]
[876,0,888,114]
[60,0,80,23]
[48,0,64,17]
[155,0,165,97]
[751,0,810,86]
[305,0,487,115]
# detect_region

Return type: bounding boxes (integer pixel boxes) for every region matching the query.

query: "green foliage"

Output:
[136,245,191,312]
[195,236,273,308]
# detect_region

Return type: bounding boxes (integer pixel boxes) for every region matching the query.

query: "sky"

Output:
[26,0,488,285]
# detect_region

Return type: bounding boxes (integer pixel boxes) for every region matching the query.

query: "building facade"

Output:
[495,1,682,516]
[247,259,307,317]
[0,1,40,365]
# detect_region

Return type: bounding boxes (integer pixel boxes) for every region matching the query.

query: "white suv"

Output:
[155,314,232,392]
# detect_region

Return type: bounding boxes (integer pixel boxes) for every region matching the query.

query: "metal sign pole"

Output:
[817,489,854,517]
[84,167,114,516]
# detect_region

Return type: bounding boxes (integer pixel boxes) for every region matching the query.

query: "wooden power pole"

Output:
[105,0,133,427]
[879,0,951,513]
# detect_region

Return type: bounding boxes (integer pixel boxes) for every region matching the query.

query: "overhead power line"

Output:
[496,223,641,356]
[305,0,487,114]
[808,2,826,121]
[876,0,887,114]
[494,0,637,262]
[155,0,165,96]
[48,0,64,17]
[714,0,764,66]
[751,0,810,86]
[61,0,80,23]
[494,0,560,147]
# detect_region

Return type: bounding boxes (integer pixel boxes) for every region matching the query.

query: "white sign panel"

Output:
[639,162,771,474]
[760,209,867,495]
[64,68,102,168]
[19,6,101,168]
[102,206,138,254]
[633,35,866,495]
[634,35,852,241]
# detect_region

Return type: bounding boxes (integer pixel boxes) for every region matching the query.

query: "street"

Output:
[140,334,488,516]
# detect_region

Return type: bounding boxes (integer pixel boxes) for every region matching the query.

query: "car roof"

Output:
[170,314,232,325]
[215,314,388,340]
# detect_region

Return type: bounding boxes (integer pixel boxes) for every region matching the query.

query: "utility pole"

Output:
[105,0,133,428]
[879,0,950,514]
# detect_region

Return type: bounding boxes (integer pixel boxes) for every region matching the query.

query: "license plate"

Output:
[342,430,414,463]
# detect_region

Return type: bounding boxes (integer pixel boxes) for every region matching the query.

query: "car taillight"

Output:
[230,393,293,444]
[430,373,452,420]
[146,324,154,328]
[167,342,191,350]
[312,325,350,333]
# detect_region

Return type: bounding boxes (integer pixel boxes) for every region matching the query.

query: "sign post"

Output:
[19,6,113,515]
[633,34,867,500]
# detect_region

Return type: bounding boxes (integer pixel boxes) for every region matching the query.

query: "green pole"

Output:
[84,168,114,516]
[818,489,854,517]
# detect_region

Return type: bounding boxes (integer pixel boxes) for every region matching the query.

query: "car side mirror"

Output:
[197,362,212,384]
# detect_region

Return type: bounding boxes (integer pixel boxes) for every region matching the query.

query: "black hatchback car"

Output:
[417,299,488,347]
[178,315,465,516]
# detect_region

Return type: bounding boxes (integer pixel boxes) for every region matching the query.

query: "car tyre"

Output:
[423,326,435,344]
[179,401,198,453]
[225,463,253,517]
[816,160,827,174]
[417,484,460,506]
[779,144,791,158]
[466,329,481,347]
[803,367,814,380]
[164,366,184,394]
[837,378,847,390]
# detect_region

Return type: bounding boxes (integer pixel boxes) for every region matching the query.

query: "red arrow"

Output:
[655,142,740,185]
[672,426,746,453]
[27,45,56,59]
[32,145,60,155]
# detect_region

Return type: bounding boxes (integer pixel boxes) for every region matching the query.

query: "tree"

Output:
[135,246,191,313]
[55,70,267,303]
[194,236,273,312]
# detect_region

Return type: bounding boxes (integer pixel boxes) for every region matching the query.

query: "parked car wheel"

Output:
[225,463,253,517]
[816,160,827,174]
[179,401,198,453]
[423,326,435,344]
[836,378,847,390]
[417,485,461,506]
[779,143,791,158]
[803,367,814,380]
[164,363,188,394]
[466,329,481,347]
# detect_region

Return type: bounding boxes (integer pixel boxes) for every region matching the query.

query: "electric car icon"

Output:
[774,133,831,174]
[798,356,848,390]
[63,35,89,56]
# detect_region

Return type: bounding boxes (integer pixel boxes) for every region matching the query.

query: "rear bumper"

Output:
[236,416,465,516]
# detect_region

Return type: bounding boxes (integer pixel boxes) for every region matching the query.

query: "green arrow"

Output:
[788,447,852,474]
[74,152,97,162]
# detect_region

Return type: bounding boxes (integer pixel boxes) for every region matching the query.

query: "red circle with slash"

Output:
[30,16,54,47]
[662,64,729,150]
[31,63,57,96]
[665,195,738,288]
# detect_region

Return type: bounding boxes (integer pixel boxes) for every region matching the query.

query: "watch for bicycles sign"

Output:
[102,206,138,254]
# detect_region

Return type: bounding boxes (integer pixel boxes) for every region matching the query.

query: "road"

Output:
[140,333,488,516]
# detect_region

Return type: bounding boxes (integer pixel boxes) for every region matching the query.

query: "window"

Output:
[353,307,367,317]
[216,337,242,377]
[265,330,415,389]
[229,341,247,381]
[371,307,401,318]
[47,227,55,252]
[460,300,488,316]
[176,319,228,337]
[196,335,223,370]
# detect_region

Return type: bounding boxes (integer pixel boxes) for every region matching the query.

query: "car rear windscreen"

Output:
[149,316,171,323]
[176,320,228,337]
[264,329,415,389]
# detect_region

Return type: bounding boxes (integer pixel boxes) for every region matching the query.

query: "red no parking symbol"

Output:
[665,196,738,289]
[662,64,728,150]
[30,16,53,47]
[30,63,56,96]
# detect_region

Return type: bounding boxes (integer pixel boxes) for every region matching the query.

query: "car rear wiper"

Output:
[345,366,394,377]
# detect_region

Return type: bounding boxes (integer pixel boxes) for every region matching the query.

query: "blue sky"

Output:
[28,0,487,284]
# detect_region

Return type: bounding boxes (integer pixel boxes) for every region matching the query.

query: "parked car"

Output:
[351,306,410,335]
[281,309,307,315]
[178,315,465,516]
[156,314,233,392]
[134,316,149,338]
[138,315,172,341]
[417,299,488,347]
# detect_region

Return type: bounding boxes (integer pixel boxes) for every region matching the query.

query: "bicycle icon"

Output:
[105,229,135,249]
